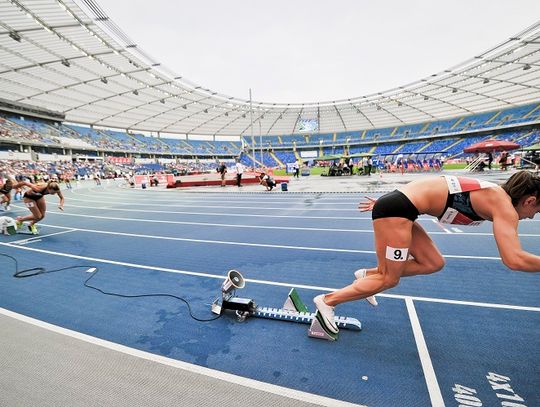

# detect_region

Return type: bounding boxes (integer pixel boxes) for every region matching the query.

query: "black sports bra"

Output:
[437,176,497,226]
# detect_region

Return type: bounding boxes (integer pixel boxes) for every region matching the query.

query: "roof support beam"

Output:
[334,105,347,131]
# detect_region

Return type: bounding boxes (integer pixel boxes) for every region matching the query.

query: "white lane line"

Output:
[30,206,540,237]
[71,188,365,201]
[37,224,372,254]
[1,242,538,312]
[0,307,363,407]
[14,239,42,245]
[36,223,505,259]
[71,191,363,204]
[41,209,373,233]
[65,196,359,212]
[64,192,540,222]
[406,299,445,407]
[391,294,540,312]
[27,201,540,231]
[12,203,360,220]
[10,229,78,245]
[431,219,452,234]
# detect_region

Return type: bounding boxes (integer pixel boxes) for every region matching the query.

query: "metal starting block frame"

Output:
[211,271,361,341]
[15,229,36,235]
[254,288,361,341]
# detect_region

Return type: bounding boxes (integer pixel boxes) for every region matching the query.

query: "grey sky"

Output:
[101,0,540,104]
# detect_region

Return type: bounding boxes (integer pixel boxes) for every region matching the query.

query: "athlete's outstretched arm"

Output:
[12,180,37,190]
[492,211,540,272]
[56,189,65,210]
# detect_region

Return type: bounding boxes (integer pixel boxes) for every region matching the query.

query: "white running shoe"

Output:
[353,269,379,307]
[313,294,339,334]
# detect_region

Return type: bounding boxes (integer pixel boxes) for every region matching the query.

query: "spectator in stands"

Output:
[235,159,244,187]
[313,171,540,334]
[217,161,227,187]
[15,180,65,235]
[259,172,276,191]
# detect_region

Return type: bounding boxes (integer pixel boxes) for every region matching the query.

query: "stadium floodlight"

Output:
[523,64,531,70]
[132,90,139,95]
[100,77,108,84]
[483,78,490,84]
[61,59,70,67]
[452,88,458,93]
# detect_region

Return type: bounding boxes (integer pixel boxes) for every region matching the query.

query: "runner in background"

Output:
[14,180,65,235]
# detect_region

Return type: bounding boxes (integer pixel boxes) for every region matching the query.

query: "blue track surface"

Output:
[0,184,538,406]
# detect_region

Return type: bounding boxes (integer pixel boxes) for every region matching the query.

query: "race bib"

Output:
[385,246,409,262]
[438,207,484,226]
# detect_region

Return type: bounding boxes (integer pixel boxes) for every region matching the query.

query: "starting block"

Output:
[16,226,37,235]
[0,216,17,235]
[253,288,361,341]
[3,225,17,235]
[210,271,361,341]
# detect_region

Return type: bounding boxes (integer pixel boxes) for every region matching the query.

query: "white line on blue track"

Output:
[12,203,361,220]
[22,222,507,259]
[406,299,445,407]
[1,241,538,313]
[72,190,366,204]
[431,219,452,234]
[26,207,540,237]
[65,196,361,211]
[10,229,77,245]
[41,213,374,233]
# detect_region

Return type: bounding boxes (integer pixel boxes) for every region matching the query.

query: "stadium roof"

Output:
[1,0,540,136]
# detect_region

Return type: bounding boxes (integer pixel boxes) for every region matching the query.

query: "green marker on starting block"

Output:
[6,225,16,235]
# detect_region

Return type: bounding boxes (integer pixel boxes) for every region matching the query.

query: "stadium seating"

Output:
[1,102,538,167]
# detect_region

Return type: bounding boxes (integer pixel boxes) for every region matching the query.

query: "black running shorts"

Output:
[372,190,419,222]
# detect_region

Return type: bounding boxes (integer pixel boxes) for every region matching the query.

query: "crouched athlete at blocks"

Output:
[314,171,540,334]
[15,180,64,234]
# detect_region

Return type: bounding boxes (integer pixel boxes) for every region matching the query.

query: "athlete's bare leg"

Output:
[362,222,445,278]
[324,217,414,306]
